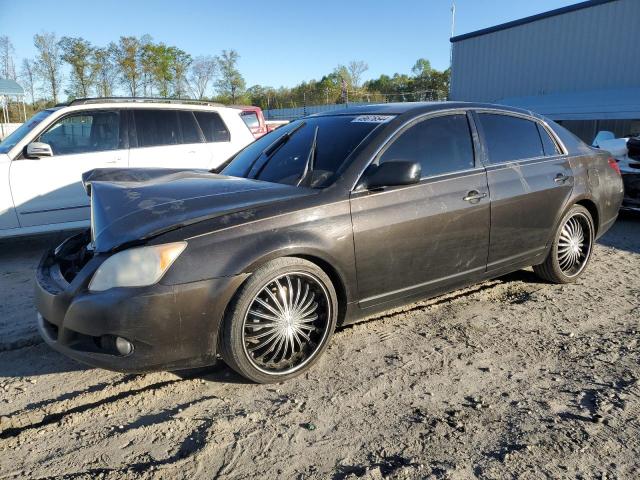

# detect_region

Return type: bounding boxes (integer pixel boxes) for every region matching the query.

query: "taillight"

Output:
[608,158,621,175]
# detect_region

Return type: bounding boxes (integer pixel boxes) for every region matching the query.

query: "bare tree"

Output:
[188,55,217,99]
[0,36,16,80]
[20,59,36,103]
[347,60,368,89]
[33,32,63,103]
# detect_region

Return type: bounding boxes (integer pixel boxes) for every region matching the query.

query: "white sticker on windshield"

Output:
[351,115,395,123]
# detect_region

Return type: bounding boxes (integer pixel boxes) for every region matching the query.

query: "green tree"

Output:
[215,49,245,103]
[112,36,142,96]
[33,32,63,103]
[59,36,95,98]
[92,47,117,97]
[169,47,191,98]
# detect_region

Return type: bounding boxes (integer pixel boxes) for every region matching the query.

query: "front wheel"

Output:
[534,205,594,283]
[221,257,338,383]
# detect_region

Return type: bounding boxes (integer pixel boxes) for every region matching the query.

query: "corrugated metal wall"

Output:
[450,0,640,102]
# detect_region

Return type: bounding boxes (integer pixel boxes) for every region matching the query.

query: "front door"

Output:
[474,112,574,271]
[9,109,128,228]
[351,112,490,309]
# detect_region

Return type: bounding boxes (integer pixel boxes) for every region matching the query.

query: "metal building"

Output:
[449,0,640,142]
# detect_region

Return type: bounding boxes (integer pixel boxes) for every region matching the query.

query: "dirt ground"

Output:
[0,215,639,479]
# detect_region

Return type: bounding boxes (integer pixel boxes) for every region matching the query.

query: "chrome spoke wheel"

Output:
[556,212,592,277]
[242,272,331,375]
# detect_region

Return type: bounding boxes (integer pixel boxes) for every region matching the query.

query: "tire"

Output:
[221,257,338,383]
[533,205,594,284]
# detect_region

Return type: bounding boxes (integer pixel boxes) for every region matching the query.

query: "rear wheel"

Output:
[534,205,594,283]
[221,257,338,383]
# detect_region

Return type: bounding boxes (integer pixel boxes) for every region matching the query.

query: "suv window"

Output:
[479,113,544,163]
[379,114,475,177]
[134,109,180,147]
[39,110,120,156]
[179,111,203,144]
[537,124,560,156]
[194,111,230,142]
[240,111,260,129]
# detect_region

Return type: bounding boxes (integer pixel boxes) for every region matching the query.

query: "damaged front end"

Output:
[52,230,94,283]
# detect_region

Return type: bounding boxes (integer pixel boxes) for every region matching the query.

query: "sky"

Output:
[1,0,579,88]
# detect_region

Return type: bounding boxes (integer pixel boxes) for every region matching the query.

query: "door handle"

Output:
[463,190,487,203]
[554,173,570,183]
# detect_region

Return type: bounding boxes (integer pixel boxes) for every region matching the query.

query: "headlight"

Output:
[89,242,187,292]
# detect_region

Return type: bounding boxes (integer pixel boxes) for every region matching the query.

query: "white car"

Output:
[0,98,255,238]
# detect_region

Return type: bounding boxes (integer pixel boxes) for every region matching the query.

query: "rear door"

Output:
[350,112,490,309]
[193,110,239,169]
[9,109,128,227]
[474,112,573,271]
[128,109,211,169]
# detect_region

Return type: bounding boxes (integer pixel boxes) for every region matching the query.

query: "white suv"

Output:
[0,98,255,238]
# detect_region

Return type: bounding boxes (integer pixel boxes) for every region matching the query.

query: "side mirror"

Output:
[26,142,53,159]
[363,161,421,189]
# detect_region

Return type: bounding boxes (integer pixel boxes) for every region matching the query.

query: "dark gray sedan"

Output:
[35,102,624,383]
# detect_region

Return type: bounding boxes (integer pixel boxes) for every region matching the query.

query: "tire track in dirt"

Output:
[0,374,197,439]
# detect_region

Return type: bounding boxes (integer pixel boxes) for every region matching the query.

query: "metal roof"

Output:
[0,78,25,96]
[498,87,640,120]
[450,0,619,43]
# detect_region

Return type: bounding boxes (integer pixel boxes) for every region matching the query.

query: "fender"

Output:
[540,192,599,259]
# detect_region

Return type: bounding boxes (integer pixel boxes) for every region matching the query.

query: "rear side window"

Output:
[478,113,544,163]
[194,111,230,142]
[379,114,475,178]
[537,124,561,156]
[134,110,180,147]
[179,111,203,144]
[240,111,260,129]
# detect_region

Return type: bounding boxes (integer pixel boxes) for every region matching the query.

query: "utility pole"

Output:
[449,1,456,69]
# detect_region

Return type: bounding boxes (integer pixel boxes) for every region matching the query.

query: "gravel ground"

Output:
[0,215,638,479]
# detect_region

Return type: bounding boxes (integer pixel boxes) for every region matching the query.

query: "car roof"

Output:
[309,101,535,117]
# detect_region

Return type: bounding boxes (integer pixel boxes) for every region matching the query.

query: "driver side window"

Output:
[39,110,121,156]
[379,114,475,178]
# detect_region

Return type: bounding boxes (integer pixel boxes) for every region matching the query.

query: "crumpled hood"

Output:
[86,168,312,252]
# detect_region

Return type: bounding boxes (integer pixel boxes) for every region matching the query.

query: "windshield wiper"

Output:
[297,125,319,187]
[249,121,307,178]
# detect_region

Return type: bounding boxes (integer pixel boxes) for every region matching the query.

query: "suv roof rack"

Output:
[57,97,227,107]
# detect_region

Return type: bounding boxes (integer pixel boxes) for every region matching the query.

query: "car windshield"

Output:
[0,109,56,154]
[221,115,386,188]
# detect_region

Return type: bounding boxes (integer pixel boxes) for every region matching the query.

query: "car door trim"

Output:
[20,204,90,215]
[359,263,487,309]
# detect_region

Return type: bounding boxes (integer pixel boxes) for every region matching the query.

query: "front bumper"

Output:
[35,233,247,373]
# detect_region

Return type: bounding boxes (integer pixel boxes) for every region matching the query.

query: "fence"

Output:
[264,102,376,121]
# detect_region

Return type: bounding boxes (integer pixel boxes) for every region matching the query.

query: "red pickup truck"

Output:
[233,106,288,139]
